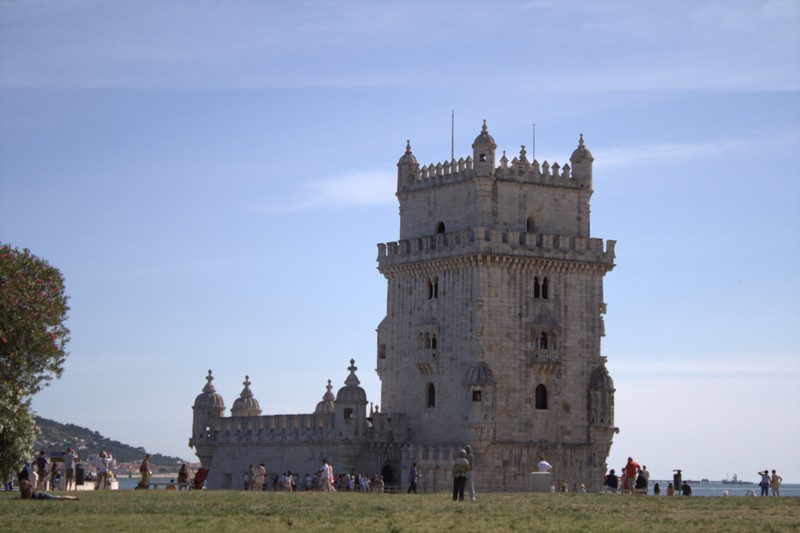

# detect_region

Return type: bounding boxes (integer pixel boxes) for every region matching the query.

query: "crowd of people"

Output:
[239,459,387,493]
[5,448,788,499]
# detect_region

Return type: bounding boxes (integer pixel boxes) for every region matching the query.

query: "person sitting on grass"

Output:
[19,480,79,501]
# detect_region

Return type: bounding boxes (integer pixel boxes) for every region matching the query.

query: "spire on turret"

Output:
[231,374,262,417]
[314,379,336,414]
[345,358,361,387]
[472,120,497,175]
[397,140,419,193]
[570,132,594,183]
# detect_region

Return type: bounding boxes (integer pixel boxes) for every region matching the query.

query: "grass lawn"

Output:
[2,490,798,532]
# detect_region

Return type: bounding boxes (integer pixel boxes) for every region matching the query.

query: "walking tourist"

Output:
[255,463,266,491]
[177,463,190,490]
[623,457,640,494]
[136,454,152,489]
[407,463,420,493]
[35,451,48,491]
[95,451,113,490]
[318,459,333,492]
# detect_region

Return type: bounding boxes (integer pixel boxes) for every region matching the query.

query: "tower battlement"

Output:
[378,227,615,270]
[406,154,582,190]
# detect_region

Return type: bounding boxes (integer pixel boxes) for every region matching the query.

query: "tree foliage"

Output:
[0,243,70,478]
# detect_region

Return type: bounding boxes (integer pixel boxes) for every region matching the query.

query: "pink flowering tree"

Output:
[0,243,70,480]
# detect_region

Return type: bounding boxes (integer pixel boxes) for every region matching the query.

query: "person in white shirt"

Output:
[537,455,553,473]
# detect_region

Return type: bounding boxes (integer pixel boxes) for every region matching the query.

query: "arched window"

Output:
[436,222,446,234]
[533,276,550,300]
[432,276,439,299]
[431,335,437,350]
[539,332,548,349]
[527,217,535,232]
[427,278,434,299]
[378,344,386,360]
[535,384,548,410]
[427,383,436,408]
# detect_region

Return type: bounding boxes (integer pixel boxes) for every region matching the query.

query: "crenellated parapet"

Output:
[377,227,615,271]
[208,413,338,445]
[397,127,593,194]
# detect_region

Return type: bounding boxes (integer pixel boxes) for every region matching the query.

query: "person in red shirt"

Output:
[623,457,640,494]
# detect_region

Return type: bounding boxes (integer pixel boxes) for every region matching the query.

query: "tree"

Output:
[0,243,70,480]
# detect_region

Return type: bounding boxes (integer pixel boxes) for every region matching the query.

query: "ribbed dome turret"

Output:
[590,364,614,390]
[315,379,336,414]
[397,140,418,166]
[336,359,367,403]
[472,119,496,149]
[193,370,226,411]
[463,361,496,385]
[570,133,594,164]
[472,120,497,175]
[231,375,262,417]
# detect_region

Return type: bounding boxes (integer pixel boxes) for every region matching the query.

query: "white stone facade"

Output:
[190,122,617,491]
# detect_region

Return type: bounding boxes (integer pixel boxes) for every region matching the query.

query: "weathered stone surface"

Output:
[190,122,617,492]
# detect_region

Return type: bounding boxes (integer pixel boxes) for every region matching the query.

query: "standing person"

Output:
[452,449,469,501]
[246,465,256,491]
[318,459,332,492]
[35,451,48,491]
[681,480,692,496]
[537,455,553,473]
[64,448,78,491]
[464,445,476,502]
[407,463,420,493]
[177,463,190,490]
[136,454,151,489]
[770,469,783,497]
[640,465,650,484]
[653,482,661,496]
[758,470,770,496]
[95,451,112,490]
[666,482,675,496]
[623,457,640,495]
[255,463,266,492]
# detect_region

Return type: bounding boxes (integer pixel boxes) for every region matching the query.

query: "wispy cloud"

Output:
[257,171,395,213]
[595,133,800,169]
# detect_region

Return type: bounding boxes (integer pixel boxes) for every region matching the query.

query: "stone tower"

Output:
[376,121,617,490]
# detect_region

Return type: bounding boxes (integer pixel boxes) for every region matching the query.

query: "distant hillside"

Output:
[34,416,189,469]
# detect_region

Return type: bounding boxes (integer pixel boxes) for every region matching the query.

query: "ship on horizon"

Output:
[722,473,752,484]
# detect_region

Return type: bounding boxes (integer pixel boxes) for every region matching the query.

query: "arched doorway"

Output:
[381,459,401,488]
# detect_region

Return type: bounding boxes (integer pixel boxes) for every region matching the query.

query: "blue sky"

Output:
[1,0,798,482]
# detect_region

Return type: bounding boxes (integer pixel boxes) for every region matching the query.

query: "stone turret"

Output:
[335,359,368,438]
[472,119,497,177]
[231,376,262,417]
[191,370,226,466]
[570,133,594,187]
[315,379,336,414]
[396,140,419,193]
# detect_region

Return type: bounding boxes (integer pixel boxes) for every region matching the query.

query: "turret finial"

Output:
[405,140,412,153]
[578,133,585,148]
[202,370,216,393]
[481,119,488,133]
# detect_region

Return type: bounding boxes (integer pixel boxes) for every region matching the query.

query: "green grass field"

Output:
[2,490,798,532]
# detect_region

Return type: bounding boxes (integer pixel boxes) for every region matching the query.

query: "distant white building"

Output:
[190,121,617,491]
